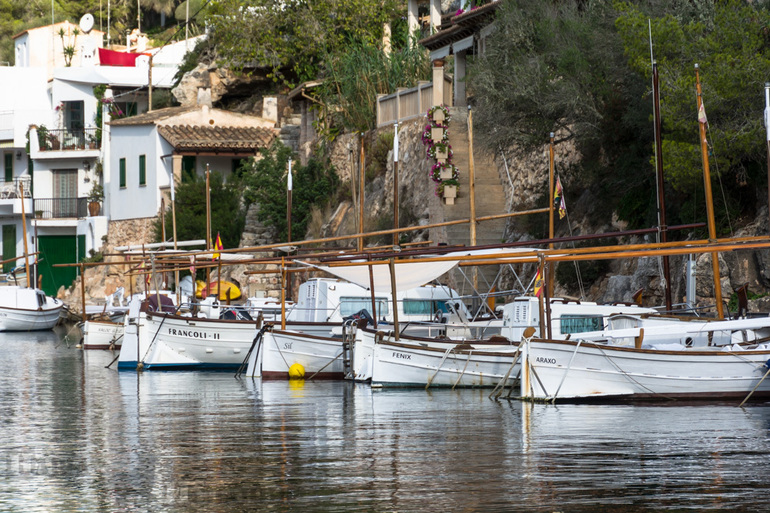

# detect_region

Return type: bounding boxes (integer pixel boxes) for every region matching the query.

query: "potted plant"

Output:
[427,141,452,162]
[427,105,450,124]
[431,161,458,182]
[439,179,459,205]
[87,182,103,216]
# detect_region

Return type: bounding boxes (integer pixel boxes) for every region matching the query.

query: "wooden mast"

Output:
[547,133,555,297]
[18,182,31,286]
[359,133,365,252]
[694,64,724,319]
[652,61,673,311]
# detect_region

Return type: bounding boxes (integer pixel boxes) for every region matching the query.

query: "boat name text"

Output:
[168,328,221,340]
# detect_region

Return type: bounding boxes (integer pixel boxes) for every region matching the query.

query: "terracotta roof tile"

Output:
[157,124,277,152]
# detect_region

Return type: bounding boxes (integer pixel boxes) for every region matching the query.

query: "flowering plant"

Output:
[431,161,458,183]
[427,140,452,160]
[436,179,459,197]
[427,104,450,124]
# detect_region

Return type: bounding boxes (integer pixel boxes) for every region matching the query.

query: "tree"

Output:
[317,37,430,132]
[469,0,770,234]
[205,0,403,86]
[154,171,246,251]
[616,1,770,233]
[240,142,340,242]
[469,1,652,226]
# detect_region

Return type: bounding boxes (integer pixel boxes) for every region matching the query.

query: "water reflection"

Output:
[2,331,770,512]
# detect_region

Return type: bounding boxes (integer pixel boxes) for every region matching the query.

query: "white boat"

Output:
[81,318,124,349]
[117,297,259,370]
[252,328,347,379]
[519,316,770,402]
[369,330,520,388]
[351,297,658,385]
[0,286,63,331]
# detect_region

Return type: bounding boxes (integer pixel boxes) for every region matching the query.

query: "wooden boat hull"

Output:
[257,329,345,380]
[0,287,63,331]
[82,319,124,350]
[522,339,770,401]
[118,312,259,370]
[371,335,520,388]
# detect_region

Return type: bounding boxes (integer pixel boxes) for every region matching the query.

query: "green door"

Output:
[37,235,85,295]
[2,224,15,273]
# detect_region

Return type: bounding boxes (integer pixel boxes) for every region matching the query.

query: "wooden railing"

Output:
[376,75,453,127]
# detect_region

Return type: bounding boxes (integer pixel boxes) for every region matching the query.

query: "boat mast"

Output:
[652,61,672,311]
[18,182,31,287]
[694,64,724,319]
[548,133,555,298]
[765,82,770,232]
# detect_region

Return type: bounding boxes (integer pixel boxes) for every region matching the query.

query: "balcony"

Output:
[0,176,31,199]
[38,128,100,152]
[33,197,88,219]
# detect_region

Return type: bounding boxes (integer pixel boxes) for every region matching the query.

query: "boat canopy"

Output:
[299,260,458,293]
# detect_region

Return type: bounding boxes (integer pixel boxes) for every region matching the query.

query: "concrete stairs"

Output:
[443,107,508,300]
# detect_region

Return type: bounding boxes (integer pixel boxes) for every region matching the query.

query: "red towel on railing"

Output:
[98,48,142,67]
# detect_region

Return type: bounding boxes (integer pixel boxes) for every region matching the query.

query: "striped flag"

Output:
[213,233,223,260]
[554,177,567,219]
[534,267,544,298]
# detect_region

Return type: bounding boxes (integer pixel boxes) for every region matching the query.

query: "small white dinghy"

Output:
[0,286,63,331]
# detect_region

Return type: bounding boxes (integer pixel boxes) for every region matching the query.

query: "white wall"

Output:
[109,124,172,221]
[50,80,100,130]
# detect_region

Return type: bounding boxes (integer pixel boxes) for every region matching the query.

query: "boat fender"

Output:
[765,359,770,370]
[288,363,305,380]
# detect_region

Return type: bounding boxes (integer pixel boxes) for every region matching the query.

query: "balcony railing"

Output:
[0,176,32,199]
[38,128,100,151]
[33,197,88,219]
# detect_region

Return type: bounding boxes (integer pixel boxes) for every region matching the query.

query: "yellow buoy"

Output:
[288,363,305,380]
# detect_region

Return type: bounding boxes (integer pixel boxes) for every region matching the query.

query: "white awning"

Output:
[300,260,457,293]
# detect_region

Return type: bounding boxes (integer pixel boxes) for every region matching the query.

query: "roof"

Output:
[157,125,276,153]
[109,106,198,126]
[419,1,500,52]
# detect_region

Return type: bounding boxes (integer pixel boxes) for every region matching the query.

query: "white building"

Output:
[11,19,196,295]
[108,105,277,223]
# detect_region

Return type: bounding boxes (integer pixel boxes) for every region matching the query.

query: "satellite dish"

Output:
[79,13,94,34]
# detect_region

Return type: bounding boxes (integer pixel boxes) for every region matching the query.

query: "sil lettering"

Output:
[536,357,556,365]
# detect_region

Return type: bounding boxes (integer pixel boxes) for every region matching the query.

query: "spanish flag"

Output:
[213,233,223,259]
[533,267,544,298]
[554,176,567,220]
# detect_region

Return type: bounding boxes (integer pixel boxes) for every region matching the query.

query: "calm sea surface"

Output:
[2,329,770,512]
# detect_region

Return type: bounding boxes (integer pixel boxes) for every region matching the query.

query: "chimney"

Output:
[197,87,212,108]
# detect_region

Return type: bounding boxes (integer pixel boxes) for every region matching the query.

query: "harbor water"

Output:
[3,329,770,512]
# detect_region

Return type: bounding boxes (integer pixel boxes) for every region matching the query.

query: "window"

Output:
[64,100,84,131]
[4,153,12,182]
[558,315,604,335]
[114,102,137,118]
[139,155,146,186]
[182,156,196,183]
[119,158,126,188]
[340,297,388,318]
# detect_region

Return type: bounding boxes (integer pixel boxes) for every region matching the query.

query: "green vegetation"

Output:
[317,38,430,132]
[469,0,770,236]
[206,0,402,86]
[240,142,340,242]
[154,171,246,250]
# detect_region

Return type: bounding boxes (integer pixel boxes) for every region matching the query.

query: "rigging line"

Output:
[704,124,734,236]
